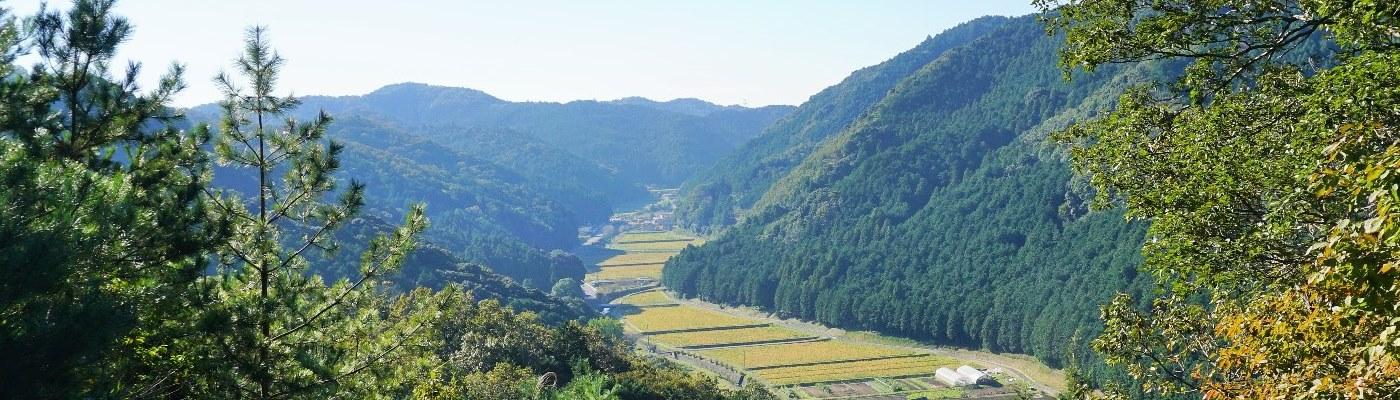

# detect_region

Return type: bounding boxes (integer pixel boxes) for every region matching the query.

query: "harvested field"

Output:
[614,290,676,306]
[698,340,918,370]
[622,305,763,334]
[614,231,695,243]
[587,280,656,296]
[612,240,698,252]
[757,355,954,386]
[587,264,663,281]
[650,326,814,348]
[799,382,881,397]
[598,252,675,267]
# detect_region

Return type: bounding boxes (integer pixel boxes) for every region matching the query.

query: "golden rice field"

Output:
[756,355,954,386]
[598,252,676,267]
[697,340,919,370]
[587,264,663,281]
[588,279,655,296]
[615,290,676,306]
[611,240,700,252]
[614,231,695,243]
[649,326,814,348]
[598,229,963,388]
[623,305,763,334]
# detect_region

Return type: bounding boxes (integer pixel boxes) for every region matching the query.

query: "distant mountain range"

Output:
[189,85,791,293]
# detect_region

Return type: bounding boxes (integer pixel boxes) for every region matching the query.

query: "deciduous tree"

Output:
[1038,0,1400,397]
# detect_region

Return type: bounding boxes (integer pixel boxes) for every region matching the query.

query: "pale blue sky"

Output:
[13,1,1036,107]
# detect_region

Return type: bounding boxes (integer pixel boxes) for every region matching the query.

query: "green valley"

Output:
[8,1,1398,399]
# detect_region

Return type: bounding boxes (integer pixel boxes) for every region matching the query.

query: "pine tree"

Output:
[189,26,435,398]
[0,1,219,396]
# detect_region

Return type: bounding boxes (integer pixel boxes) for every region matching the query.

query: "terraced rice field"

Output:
[756,355,954,386]
[622,305,764,334]
[597,228,989,394]
[611,240,698,252]
[598,252,676,267]
[697,340,918,370]
[588,280,655,296]
[614,231,694,243]
[587,264,663,281]
[649,326,814,348]
[615,290,676,306]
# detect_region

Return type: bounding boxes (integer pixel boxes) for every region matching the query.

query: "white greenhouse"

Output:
[935,367,972,387]
[957,365,992,384]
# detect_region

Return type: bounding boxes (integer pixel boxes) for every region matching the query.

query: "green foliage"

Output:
[419,287,768,400]
[0,1,220,396]
[675,16,1011,232]
[1038,0,1400,397]
[588,317,626,343]
[0,3,800,399]
[182,27,436,398]
[550,367,621,400]
[207,115,590,290]
[552,277,585,299]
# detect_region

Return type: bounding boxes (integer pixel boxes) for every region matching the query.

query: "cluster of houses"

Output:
[935,365,994,387]
[608,210,675,232]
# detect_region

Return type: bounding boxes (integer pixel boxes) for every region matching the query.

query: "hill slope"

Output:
[193,87,788,290]
[209,117,588,288]
[663,16,1159,369]
[675,16,1010,230]
[292,84,795,187]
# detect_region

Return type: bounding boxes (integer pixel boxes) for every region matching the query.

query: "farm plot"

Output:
[622,305,764,334]
[587,264,663,281]
[598,252,676,267]
[611,240,698,252]
[615,290,676,306]
[614,231,694,243]
[650,326,815,348]
[697,340,919,370]
[587,280,656,296]
[756,355,954,386]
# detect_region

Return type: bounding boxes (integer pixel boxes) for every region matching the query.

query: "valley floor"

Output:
[580,226,1063,399]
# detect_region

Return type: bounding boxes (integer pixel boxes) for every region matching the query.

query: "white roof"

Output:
[935,367,971,386]
[957,365,986,381]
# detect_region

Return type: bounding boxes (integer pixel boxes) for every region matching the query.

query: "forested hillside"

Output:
[675,16,1009,230]
[303,214,593,324]
[188,84,791,289]
[264,83,794,187]
[0,3,780,398]
[209,116,589,288]
[664,16,1160,372]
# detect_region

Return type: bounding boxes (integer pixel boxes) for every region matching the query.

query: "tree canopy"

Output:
[1038,0,1400,397]
[0,2,778,399]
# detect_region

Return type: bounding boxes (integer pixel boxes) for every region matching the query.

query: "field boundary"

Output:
[596,261,666,267]
[597,261,669,268]
[639,323,772,335]
[615,238,696,244]
[746,352,927,371]
[675,336,823,350]
[768,371,948,388]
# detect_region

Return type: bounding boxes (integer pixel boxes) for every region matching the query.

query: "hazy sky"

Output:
[13,1,1037,107]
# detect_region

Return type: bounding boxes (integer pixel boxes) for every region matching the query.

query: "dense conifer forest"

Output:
[666,15,1159,376]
